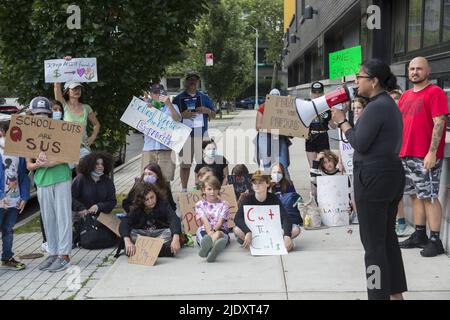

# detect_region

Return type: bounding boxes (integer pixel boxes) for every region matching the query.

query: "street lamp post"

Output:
[250,25,259,110]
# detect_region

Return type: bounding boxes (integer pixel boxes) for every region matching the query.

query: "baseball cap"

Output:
[185,71,200,81]
[269,88,281,96]
[149,83,164,93]
[311,81,324,93]
[64,82,83,91]
[30,97,52,114]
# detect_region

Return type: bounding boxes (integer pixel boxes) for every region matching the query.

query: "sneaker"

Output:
[396,223,414,237]
[40,242,49,253]
[1,258,26,271]
[38,255,58,271]
[420,239,445,257]
[399,231,429,249]
[207,238,227,263]
[47,256,71,273]
[198,235,213,258]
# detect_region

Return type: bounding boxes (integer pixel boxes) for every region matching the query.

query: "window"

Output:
[408,0,423,51]
[394,0,407,53]
[166,78,180,91]
[424,0,441,47]
[444,0,450,41]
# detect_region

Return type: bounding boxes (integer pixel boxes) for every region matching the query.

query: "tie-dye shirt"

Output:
[195,199,230,235]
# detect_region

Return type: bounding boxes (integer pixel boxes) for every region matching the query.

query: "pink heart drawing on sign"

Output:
[77,68,85,77]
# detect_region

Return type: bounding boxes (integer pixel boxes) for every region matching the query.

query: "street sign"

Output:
[329,45,362,80]
[205,53,213,66]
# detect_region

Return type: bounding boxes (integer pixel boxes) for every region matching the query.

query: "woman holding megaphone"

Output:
[331,59,407,300]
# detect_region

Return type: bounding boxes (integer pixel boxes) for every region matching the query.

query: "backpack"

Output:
[279,192,303,225]
[76,214,117,250]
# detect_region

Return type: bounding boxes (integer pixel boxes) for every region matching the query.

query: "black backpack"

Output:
[75,214,117,250]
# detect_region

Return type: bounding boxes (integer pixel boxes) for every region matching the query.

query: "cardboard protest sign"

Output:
[128,236,164,267]
[243,205,288,256]
[261,95,309,138]
[178,185,238,235]
[227,174,253,199]
[120,96,192,153]
[317,175,350,227]
[97,213,121,237]
[329,45,362,80]
[44,58,98,83]
[4,114,84,163]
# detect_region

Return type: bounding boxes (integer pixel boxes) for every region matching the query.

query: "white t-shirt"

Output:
[0,147,21,208]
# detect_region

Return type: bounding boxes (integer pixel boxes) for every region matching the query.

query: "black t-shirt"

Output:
[308,110,331,133]
[194,156,229,184]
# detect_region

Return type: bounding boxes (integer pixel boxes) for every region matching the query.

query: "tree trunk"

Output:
[271,61,278,89]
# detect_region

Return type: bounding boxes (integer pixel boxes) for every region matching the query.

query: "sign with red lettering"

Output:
[4,114,84,163]
[178,185,238,235]
[205,53,213,66]
[243,205,288,256]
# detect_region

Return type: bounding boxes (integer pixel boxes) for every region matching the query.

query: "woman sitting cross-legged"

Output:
[118,183,182,258]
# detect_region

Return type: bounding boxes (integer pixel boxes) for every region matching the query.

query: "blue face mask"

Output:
[52,111,62,120]
[143,175,157,184]
[91,171,103,178]
[206,150,216,158]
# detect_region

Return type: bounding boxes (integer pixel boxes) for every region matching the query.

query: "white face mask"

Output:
[205,149,216,158]
[271,173,283,183]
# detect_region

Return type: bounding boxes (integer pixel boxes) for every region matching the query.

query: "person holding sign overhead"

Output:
[54,56,100,160]
[331,59,407,300]
[26,97,73,273]
[173,71,216,192]
[233,170,300,252]
[141,83,181,180]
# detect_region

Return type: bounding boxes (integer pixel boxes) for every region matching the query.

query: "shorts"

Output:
[179,135,205,168]
[402,157,443,200]
[196,230,230,246]
[305,133,330,153]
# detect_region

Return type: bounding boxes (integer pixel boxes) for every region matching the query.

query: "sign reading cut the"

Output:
[4,114,84,163]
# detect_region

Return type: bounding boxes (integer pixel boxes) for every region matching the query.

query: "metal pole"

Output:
[255,28,259,110]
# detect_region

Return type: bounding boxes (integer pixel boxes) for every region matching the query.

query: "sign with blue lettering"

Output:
[120,96,192,153]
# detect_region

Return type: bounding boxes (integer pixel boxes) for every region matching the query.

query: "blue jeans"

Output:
[0,207,19,261]
[278,136,291,179]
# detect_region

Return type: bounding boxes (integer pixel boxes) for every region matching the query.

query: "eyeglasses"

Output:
[355,74,372,80]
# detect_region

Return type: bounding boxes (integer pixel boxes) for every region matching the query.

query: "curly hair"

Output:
[76,151,113,176]
[130,182,161,213]
[319,150,339,172]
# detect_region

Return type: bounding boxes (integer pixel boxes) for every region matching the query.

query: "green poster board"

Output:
[329,46,362,80]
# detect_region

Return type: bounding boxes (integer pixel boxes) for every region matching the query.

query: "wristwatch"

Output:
[337,119,348,128]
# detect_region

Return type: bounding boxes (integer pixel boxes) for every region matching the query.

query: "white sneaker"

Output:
[40,242,49,253]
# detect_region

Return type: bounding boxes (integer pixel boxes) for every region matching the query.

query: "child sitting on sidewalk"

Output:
[310,150,341,201]
[234,170,300,252]
[193,166,215,191]
[195,176,229,262]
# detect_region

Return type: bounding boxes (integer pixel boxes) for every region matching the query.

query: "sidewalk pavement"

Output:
[1,110,449,300]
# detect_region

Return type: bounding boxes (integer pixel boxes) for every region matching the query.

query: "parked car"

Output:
[0,97,25,115]
[236,96,265,109]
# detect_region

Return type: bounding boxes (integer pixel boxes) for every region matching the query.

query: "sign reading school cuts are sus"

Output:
[329,45,362,80]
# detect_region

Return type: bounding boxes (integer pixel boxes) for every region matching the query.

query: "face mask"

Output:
[271,173,283,183]
[143,175,157,184]
[52,111,62,120]
[206,150,216,158]
[91,171,103,178]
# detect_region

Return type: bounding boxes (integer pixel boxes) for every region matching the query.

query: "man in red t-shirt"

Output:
[398,57,449,257]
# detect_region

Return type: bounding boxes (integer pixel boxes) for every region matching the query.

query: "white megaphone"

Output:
[295,85,357,127]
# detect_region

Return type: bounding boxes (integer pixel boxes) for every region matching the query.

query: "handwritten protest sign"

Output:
[339,131,354,175]
[243,205,288,256]
[317,175,350,227]
[178,185,238,235]
[227,174,252,200]
[44,58,98,83]
[97,213,121,237]
[261,95,309,138]
[4,114,83,163]
[128,236,164,267]
[121,96,191,153]
[329,46,362,80]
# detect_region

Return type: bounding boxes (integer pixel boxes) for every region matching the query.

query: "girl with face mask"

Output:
[71,152,117,249]
[122,163,176,214]
[51,100,64,120]
[194,139,229,186]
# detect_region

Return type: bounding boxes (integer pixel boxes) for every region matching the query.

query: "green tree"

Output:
[0,0,210,153]
[191,0,253,112]
[240,0,284,88]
